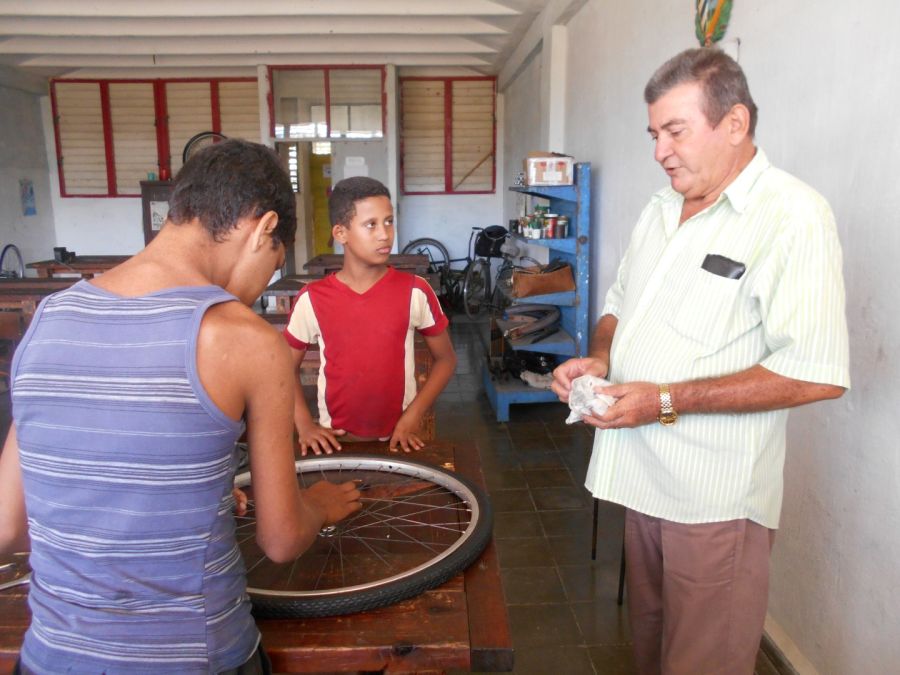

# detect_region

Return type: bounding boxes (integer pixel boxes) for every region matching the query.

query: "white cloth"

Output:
[565,375,616,424]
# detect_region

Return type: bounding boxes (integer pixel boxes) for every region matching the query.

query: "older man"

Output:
[552,49,849,674]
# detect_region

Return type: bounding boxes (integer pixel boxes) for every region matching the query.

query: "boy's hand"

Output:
[298,424,345,456]
[232,488,248,517]
[305,480,362,525]
[389,412,426,453]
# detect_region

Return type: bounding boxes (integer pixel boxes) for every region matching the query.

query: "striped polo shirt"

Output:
[11,281,257,673]
[586,149,850,528]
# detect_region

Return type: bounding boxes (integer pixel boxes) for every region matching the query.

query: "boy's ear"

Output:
[332,223,347,244]
[250,211,279,252]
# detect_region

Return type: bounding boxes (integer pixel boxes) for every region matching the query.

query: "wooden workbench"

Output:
[304,254,430,276]
[0,440,512,674]
[26,255,129,279]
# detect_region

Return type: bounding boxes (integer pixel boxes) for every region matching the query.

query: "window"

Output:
[50,78,260,197]
[400,77,496,194]
[270,66,384,141]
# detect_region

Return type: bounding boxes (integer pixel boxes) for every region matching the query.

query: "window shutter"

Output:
[219,80,261,142]
[109,82,157,195]
[54,82,107,195]
[451,80,494,192]
[401,80,445,192]
[330,69,383,138]
[166,82,213,175]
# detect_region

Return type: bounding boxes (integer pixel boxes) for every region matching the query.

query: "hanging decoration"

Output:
[695,0,733,47]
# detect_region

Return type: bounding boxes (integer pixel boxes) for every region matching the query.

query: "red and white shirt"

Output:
[283,267,449,438]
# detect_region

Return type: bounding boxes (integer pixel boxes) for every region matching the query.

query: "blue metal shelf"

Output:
[510,184,578,202]
[512,233,577,254]
[482,367,564,423]
[485,162,592,422]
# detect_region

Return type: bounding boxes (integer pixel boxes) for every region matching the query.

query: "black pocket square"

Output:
[701,254,746,279]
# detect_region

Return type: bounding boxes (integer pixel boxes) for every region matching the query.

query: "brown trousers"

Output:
[624,509,775,675]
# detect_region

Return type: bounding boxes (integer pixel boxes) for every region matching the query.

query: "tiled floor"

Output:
[440,316,782,675]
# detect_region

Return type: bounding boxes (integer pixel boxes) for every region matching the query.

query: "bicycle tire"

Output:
[462,259,491,319]
[233,455,493,618]
[0,244,25,279]
[182,131,228,164]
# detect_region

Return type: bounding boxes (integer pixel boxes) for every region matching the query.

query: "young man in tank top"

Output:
[0,140,361,674]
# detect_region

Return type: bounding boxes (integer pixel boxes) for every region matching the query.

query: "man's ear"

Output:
[250,211,279,252]
[725,104,751,144]
[332,223,347,244]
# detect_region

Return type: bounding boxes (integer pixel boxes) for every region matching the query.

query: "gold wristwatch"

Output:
[658,383,678,426]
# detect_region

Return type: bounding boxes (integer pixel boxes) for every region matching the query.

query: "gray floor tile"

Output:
[508,646,596,675]
[539,508,594,539]
[507,603,583,648]
[523,468,574,488]
[485,468,528,491]
[515,450,566,470]
[496,537,555,568]
[571,601,632,646]
[494,511,544,539]
[557,564,624,604]
[588,644,638,674]
[490,489,534,513]
[501,566,567,604]
[531,486,592,511]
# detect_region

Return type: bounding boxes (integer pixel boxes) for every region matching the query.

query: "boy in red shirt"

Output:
[284,177,457,454]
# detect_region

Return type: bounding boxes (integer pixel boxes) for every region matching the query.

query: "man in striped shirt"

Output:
[552,49,849,674]
[0,140,361,673]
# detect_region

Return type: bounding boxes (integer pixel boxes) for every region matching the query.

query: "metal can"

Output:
[544,213,557,238]
[556,215,569,238]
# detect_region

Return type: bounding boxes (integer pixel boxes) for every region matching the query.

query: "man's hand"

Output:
[583,381,658,429]
[297,423,345,456]
[305,480,362,526]
[551,356,609,403]
[389,411,426,453]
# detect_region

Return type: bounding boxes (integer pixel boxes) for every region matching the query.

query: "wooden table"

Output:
[260,274,322,313]
[27,255,129,279]
[0,440,512,674]
[262,266,441,314]
[304,254,430,276]
[0,279,78,334]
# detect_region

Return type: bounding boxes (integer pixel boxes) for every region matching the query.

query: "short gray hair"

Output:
[644,48,758,137]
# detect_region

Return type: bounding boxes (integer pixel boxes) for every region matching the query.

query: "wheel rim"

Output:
[401,240,449,275]
[0,245,25,279]
[233,456,488,602]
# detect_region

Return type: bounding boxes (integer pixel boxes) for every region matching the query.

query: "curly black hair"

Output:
[167,139,296,246]
[328,176,391,227]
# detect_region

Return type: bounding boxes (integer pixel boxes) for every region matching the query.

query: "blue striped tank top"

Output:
[11,281,257,674]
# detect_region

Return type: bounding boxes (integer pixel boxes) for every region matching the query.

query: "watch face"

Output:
[659,412,677,426]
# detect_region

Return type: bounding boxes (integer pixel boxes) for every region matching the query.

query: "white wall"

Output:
[0,85,57,271]
[397,193,503,261]
[546,0,898,672]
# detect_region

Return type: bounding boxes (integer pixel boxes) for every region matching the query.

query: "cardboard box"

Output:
[524,152,574,186]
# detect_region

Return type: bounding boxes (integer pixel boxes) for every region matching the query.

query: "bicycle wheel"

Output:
[462,259,491,319]
[182,131,228,164]
[401,238,450,274]
[233,455,493,618]
[0,244,25,279]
